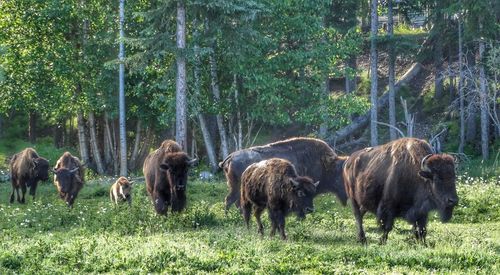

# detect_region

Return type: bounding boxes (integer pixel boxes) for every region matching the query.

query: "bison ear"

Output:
[160,163,170,171]
[313,181,319,188]
[418,171,433,180]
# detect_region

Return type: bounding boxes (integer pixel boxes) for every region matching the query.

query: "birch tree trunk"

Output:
[479,36,489,160]
[175,0,187,150]
[234,75,243,150]
[209,43,229,158]
[88,112,104,174]
[129,120,142,169]
[369,0,378,146]
[118,0,127,176]
[193,37,218,172]
[458,12,465,154]
[77,111,90,165]
[388,0,397,141]
[28,111,36,143]
[434,1,444,99]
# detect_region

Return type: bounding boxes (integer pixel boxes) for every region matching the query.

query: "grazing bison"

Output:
[343,138,458,244]
[143,140,197,215]
[220,137,347,212]
[110,177,133,205]
[241,158,319,240]
[9,148,50,203]
[53,152,85,208]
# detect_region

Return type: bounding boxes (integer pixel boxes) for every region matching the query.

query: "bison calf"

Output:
[53,152,85,208]
[110,177,133,205]
[10,148,50,203]
[240,158,319,240]
[343,138,458,244]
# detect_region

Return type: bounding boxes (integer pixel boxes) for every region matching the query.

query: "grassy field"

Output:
[0,174,499,274]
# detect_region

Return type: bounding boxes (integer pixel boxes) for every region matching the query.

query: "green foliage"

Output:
[0,175,498,273]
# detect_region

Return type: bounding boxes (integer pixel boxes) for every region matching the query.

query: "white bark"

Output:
[175,0,187,150]
[479,37,489,159]
[118,0,127,176]
[88,112,104,174]
[388,0,397,141]
[77,111,90,164]
[209,46,229,158]
[369,0,378,146]
[458,13,465,154]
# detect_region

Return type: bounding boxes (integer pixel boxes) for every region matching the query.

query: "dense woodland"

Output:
[0,0,499,176]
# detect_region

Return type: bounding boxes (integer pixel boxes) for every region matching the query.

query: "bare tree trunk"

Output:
[77,111,90,164]
[388,0,397,141]
[345,56,357,93]
[319,78,329,138]
[193,35,218,172]
[369,0,378,146]
[209,43,229,158]
[88,112,105,174]
[129,120,142,169]
[105,113,118,175]
[28,111,36,143]
[235,75,243,150]
[458,14,465,154]
[434,1,444,99]
[479,37,489,160]
[118,0,127,176]
[175,0,188,150]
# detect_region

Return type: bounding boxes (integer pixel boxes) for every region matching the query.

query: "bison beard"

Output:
[143,140,196,216]
[220,137,347,213]
[9,148,50,204]
[343,138,458,244]
[240,158,318,240]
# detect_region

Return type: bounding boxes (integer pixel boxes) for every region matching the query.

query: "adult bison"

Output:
[241,158,319,240]
[53,152,85,208]
[143,140,197,215]
[343,138,458,244]
[9,148,50,203]
[219,137,347,212]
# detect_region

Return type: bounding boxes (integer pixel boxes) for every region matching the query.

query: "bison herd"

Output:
[7,137,459,243]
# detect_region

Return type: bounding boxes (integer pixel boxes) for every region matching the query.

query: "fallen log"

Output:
[327,62,422,145]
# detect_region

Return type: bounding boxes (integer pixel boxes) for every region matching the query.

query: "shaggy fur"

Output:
[143,140,196,215]
[110,177,133,205]
[343,138,458,244]
[53,152,85,208]
[240,158,318,240]
[10,148,49,203]
[219,137,347,213]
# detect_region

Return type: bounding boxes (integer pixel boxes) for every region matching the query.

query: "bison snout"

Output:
[447,197,458,207]
[305,207,315,214]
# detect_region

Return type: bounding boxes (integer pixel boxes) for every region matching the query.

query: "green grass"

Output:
[0,176,498,274]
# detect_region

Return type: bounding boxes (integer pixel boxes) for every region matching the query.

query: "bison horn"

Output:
[51,168,58,174]
[69,167,79,174]
[420,154,433,172]
[290,178,300,188]
[313,181,319,188]
[187,158,198,167]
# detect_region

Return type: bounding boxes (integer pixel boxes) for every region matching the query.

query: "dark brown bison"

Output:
[220,137,347,213]
[343,138,458,244]
[110,177,133,205]
[9,148,50,203]
[53,152,85,208]
[143,140,197,215]
[241,158,319,240]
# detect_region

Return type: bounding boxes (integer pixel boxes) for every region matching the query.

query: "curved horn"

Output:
[290,178,300,188]
[69,167,79,174]
[51,168,57,174]
[313,181,320,188]
[187,158,198,167]
[420,154,433,172]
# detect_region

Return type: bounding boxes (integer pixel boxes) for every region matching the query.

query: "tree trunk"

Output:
[479,37,489,160]
[77,111,90,165]
[465,50,477,143]
[458,14,465,154]
[433,1,444,99]
[129,119,142,170]
[118,0,127,176]
[369,0,378,146]
[54,120,64,148]
[345,56,357,93]
[28,111,36,143]
[209,43,229,158]
[235,75,243,150]
[193,36,218,172]
[319,78,329,138]
[175,0,187,150]
[105,112,119,175]
[388,0,397,141]
[88,112,105,174]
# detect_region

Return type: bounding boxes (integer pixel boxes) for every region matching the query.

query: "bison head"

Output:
[159,152,197,191]
[419,154,458,222]
[290,176,319,219]
[117,177,133,200]
[33,157,50,181]
[53,167,79,202]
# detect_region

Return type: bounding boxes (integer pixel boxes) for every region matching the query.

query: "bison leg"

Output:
[377,203,394,245]
[20,184,27,204]
[254,206,265,236]
[224,189,240,214]
[10,181,18,203]
[241,201,252,229]
[351,200,367,244]
[29,183,37,201]
[269,209,287,240]
[414,217,428,244]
